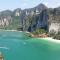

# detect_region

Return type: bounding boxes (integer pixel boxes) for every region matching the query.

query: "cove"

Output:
[0,31,60,60]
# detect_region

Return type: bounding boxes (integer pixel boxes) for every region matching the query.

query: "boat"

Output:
[0,52,3,60]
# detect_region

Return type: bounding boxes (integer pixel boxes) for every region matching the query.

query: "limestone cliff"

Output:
[0,3,59,33]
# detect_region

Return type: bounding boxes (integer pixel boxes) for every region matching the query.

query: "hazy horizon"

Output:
[0,0,60,11]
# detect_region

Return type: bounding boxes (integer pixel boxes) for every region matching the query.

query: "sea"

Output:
[0,31,60,60]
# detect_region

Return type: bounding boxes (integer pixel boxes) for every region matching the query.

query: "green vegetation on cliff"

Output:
[32,29,47,34]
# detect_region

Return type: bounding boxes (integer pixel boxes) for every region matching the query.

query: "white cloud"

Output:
[42,0,60,8]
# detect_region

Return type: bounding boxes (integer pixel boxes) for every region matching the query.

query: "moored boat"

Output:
[0,52,3,60]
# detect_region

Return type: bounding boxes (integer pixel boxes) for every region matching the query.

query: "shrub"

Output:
[32,29,47,34]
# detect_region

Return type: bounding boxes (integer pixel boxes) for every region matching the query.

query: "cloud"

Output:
[42,0,60,8]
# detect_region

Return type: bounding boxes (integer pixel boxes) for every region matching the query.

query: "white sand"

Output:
[39,37,60,43]
[25,31,30,33]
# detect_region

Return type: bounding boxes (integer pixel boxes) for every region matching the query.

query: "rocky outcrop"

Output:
[48,8,60,33]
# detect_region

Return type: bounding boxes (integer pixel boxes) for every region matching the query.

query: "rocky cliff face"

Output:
[0,3,60,33]
[48,8,60,33]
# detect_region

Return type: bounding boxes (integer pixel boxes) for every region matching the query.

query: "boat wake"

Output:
[0,47,9,50]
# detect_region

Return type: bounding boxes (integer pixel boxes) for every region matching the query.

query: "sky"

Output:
[0,0,60,11]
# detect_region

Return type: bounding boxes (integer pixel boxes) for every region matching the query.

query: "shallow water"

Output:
[0,31,60,60]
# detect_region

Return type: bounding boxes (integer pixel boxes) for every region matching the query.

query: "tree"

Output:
[32,29,47,34]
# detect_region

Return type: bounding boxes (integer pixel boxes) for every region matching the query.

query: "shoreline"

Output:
[0,29,60,43]
[29,33,60,43]
[0,30,23,32]
[39,37,60,43]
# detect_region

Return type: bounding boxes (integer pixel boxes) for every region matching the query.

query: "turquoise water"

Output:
[0,31,60,60]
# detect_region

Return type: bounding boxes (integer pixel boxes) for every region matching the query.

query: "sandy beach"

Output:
[39,37,60,43]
